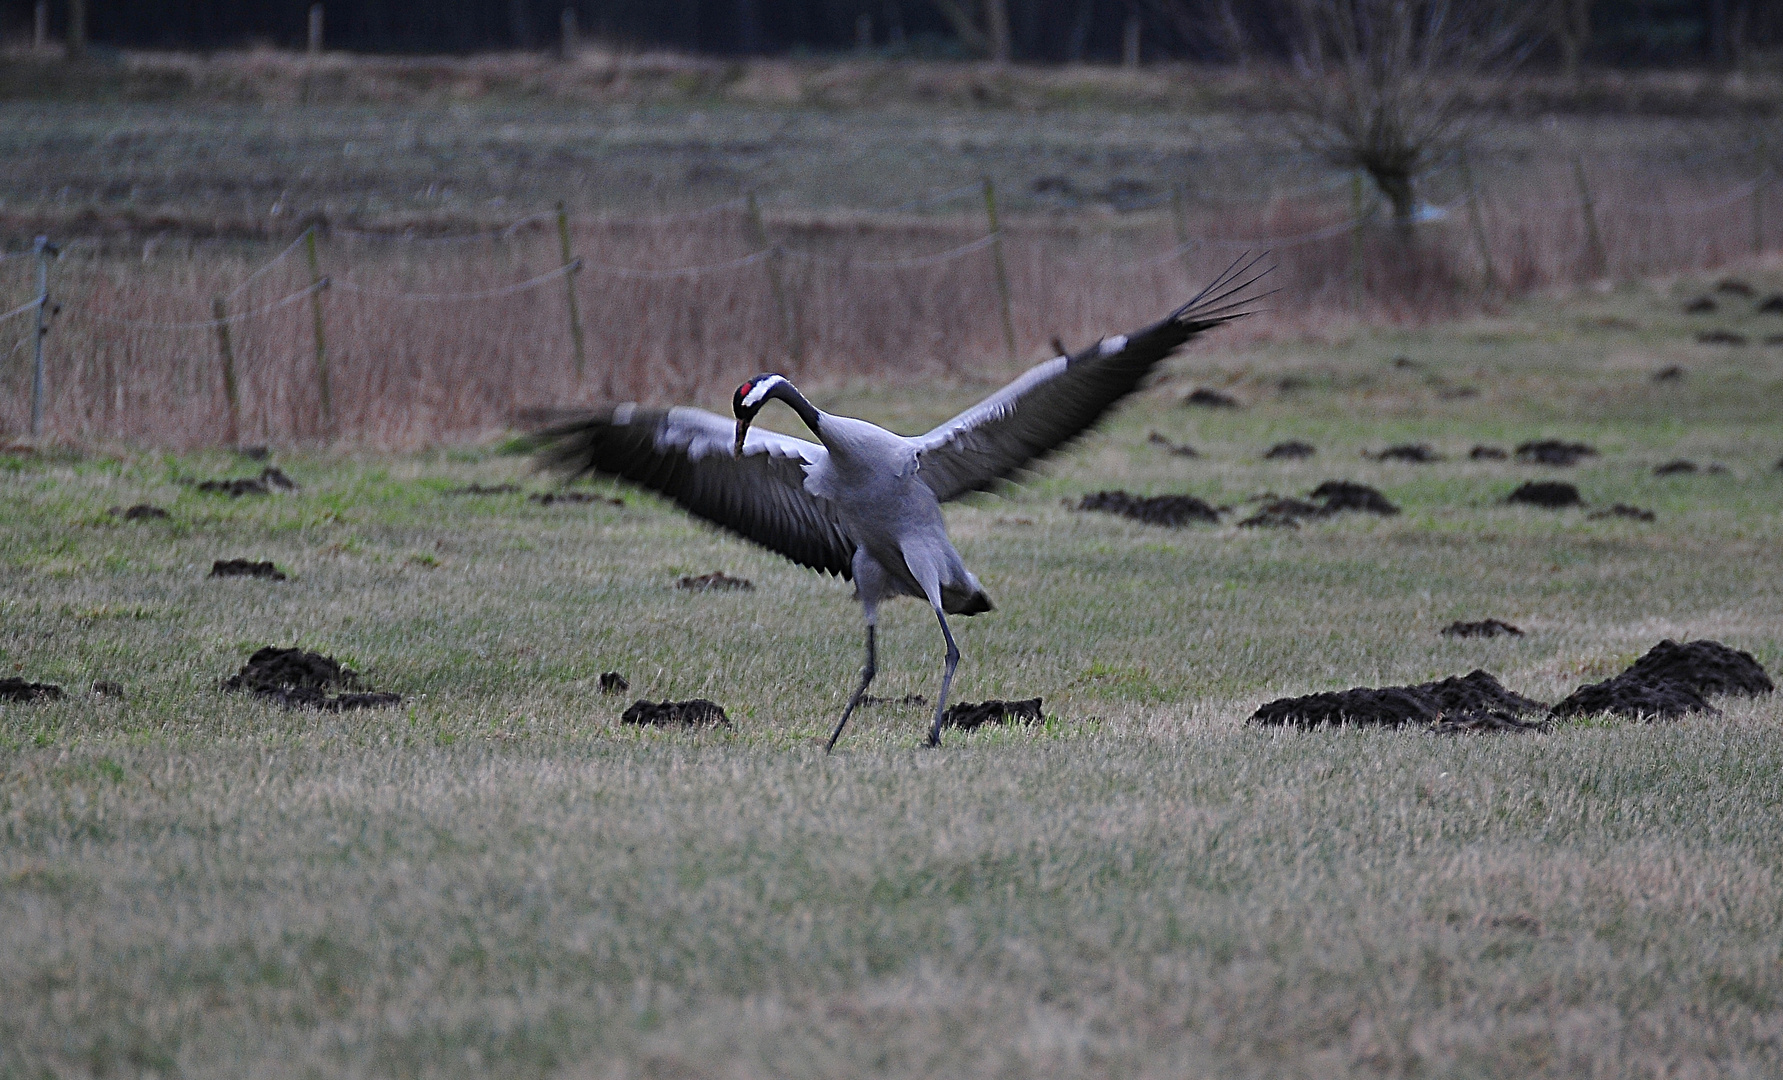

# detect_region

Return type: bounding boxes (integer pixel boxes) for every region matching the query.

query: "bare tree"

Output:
[930,0,1013,62]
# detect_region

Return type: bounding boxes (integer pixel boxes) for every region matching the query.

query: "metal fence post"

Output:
[983,176,1017,362]
[746,192,802,368]
[555,202,588,385]
[302,227,332,435]
[213,296,242,445]
[29,236,55,438]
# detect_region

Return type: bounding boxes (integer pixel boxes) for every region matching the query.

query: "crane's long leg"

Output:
[825,624,877,753]
[926,607,961,748]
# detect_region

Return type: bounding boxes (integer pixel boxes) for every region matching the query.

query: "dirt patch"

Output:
[192,466,296,497]
[942,697,1043,731]
[1250,670,1547,733]
[598,671,629,694]
[1183,388,1240,408]
[0,677,63,702]
[222,646,401,711]
[621,698,730,728]
[1552,639,1772,721]
[1308,480,1400,515]
[862,693,929,707]
[210,559,286,580]
[1588,504,1655,522]
[1442,619,1524,638]
[109,503,168,520]
[1652,365,1685,382]
[677,571,755,591]
[1715,277,1755,297]
[1697,330,1748,346]
[529,491,624,506]
[1370,444,1442,463]
[1515,439,1598,466]
[1758,294,1783,314]
[1469,445,1508,460]
[1146,432,1199,457]
[445,483,520,496]
[1683,296,1717,313]
[1077,491,1220,527]
[1390,355,1422,369]
[1263,440,1317,460]
[1654,459,1698,475]
[1506,481,1583,508]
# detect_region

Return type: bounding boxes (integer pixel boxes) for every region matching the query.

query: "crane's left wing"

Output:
[531,404,857,578]
[912,254,1269,504]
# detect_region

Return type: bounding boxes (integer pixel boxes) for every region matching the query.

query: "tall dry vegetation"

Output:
[0,154,1772,449]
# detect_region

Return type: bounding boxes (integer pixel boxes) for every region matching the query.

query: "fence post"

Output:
[1572,156,1607,279]
[29,236,54,438]
[983,176,1017,363]
[213,296,242,446]
[745,192,802,368]
[1349,171,1365,313]
[555,202,587,385]
[302,227,332,436]
[1459,150,1496,291]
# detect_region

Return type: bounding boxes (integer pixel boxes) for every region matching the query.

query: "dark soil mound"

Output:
[621,699,730,728]
[863,693,929,707]
[1390,355,1422,369]
[1515,439,1598,467]
[1652,365,1685,382]
[1588,504,1655,522]
[1715,278,1755,297]
[1077,490,1220,527]
[1759,294,1783,314]
[1469,445,1508,460]
[1371,444,1442,463]
[194,467,295,497]
[1308,480,1400,515]
[1250,670,1546,733]
[943,697,1044,731]
[1506,481,1583,508]
[677,571,754,591]
[1184,388,1240,408]
[222,646,401,711]
[1683,296,1717,313]
[1697,330,1748,346]
[1263,440,1317,460]
[446,483,520,496]
[1768,335,1783,347]
[210,559,286,580]
[1442,619,1524,638]
[1552,639,1773,721]
[0,677,63,702]
[1653,459,1698,475]
[1146,432,1199,457]
[598,671,629,694]
[529,491,624,506]
[111,503,168,520]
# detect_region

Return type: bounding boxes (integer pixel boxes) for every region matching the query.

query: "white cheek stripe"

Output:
[742,375,784,408]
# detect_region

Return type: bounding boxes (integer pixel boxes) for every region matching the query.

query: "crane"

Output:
[533,255,1267,750]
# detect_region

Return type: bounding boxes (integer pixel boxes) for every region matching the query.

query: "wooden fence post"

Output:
[1572,156,1608,279]
[29,236,53,438]
[213,296,241,446]
[302,227,332,435]
[1459,149,1496,291]
[746,192,802,368]
[983,176,1017,362]
[555,202,587,385]
[1349,171,1365,313]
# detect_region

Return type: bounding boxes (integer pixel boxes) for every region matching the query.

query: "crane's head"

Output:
[731,373,786,456]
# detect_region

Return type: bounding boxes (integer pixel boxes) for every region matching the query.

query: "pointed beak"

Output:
[733,419,749,457]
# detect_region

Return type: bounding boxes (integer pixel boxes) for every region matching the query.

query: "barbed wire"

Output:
[0,295,44,324]
[577,250,771,280]
[334,211,557,246]
[795,233,998,269]
[224,231,312,299]
[330,261,578,301]
[81,279,326,330]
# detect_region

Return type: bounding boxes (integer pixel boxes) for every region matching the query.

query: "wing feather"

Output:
[913,254,1271,503]
[533,405,856,578]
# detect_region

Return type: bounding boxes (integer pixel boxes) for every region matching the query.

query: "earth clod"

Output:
[1715,278,1755,296]
[598,672,630,694]
[0,677,63,702]
[1146,432,1199,457]
[211,559,286,580]
[1515,439,1598,466]
[1469,445,1508,460]
[222,646,401,711]
[1442,619,1525,638]
[1551,639,1772,721]
[1758,294,1783,314]
[1077,491,1220,526]
[1250,670,1547,733]
[942,697,1044,731]
[1506,481,1583,508]
[1683,296,1717,313]
[1652,365,1685,382]
[621,699,730,728]
[1697,330,1748,346]
[194,467,296,497]
[1308,480,1400,515]
[1370,444,1442,463]
[1588,504,1655,522]
[1183,388,1240,409]
[111,503,168,520]
[678,571,754,591]
[1263,441,1317,460]
[1653,459,1697,475]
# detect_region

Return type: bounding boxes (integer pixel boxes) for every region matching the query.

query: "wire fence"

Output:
[2,150,1776,449]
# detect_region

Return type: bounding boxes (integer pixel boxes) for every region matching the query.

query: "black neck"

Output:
[768,380,823,436]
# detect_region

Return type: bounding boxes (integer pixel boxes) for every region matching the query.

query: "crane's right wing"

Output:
[532,405,857,579]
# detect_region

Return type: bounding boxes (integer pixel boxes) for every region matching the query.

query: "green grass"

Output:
[3,276,1783,1077]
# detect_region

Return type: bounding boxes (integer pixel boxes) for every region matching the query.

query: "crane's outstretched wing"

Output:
[532,405,857,578]
[912,254,1270,504]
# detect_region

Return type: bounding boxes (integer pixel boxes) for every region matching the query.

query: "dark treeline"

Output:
[5,0,1777,66]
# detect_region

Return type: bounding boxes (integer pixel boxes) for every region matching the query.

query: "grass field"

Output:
[4,268,1783,1077]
